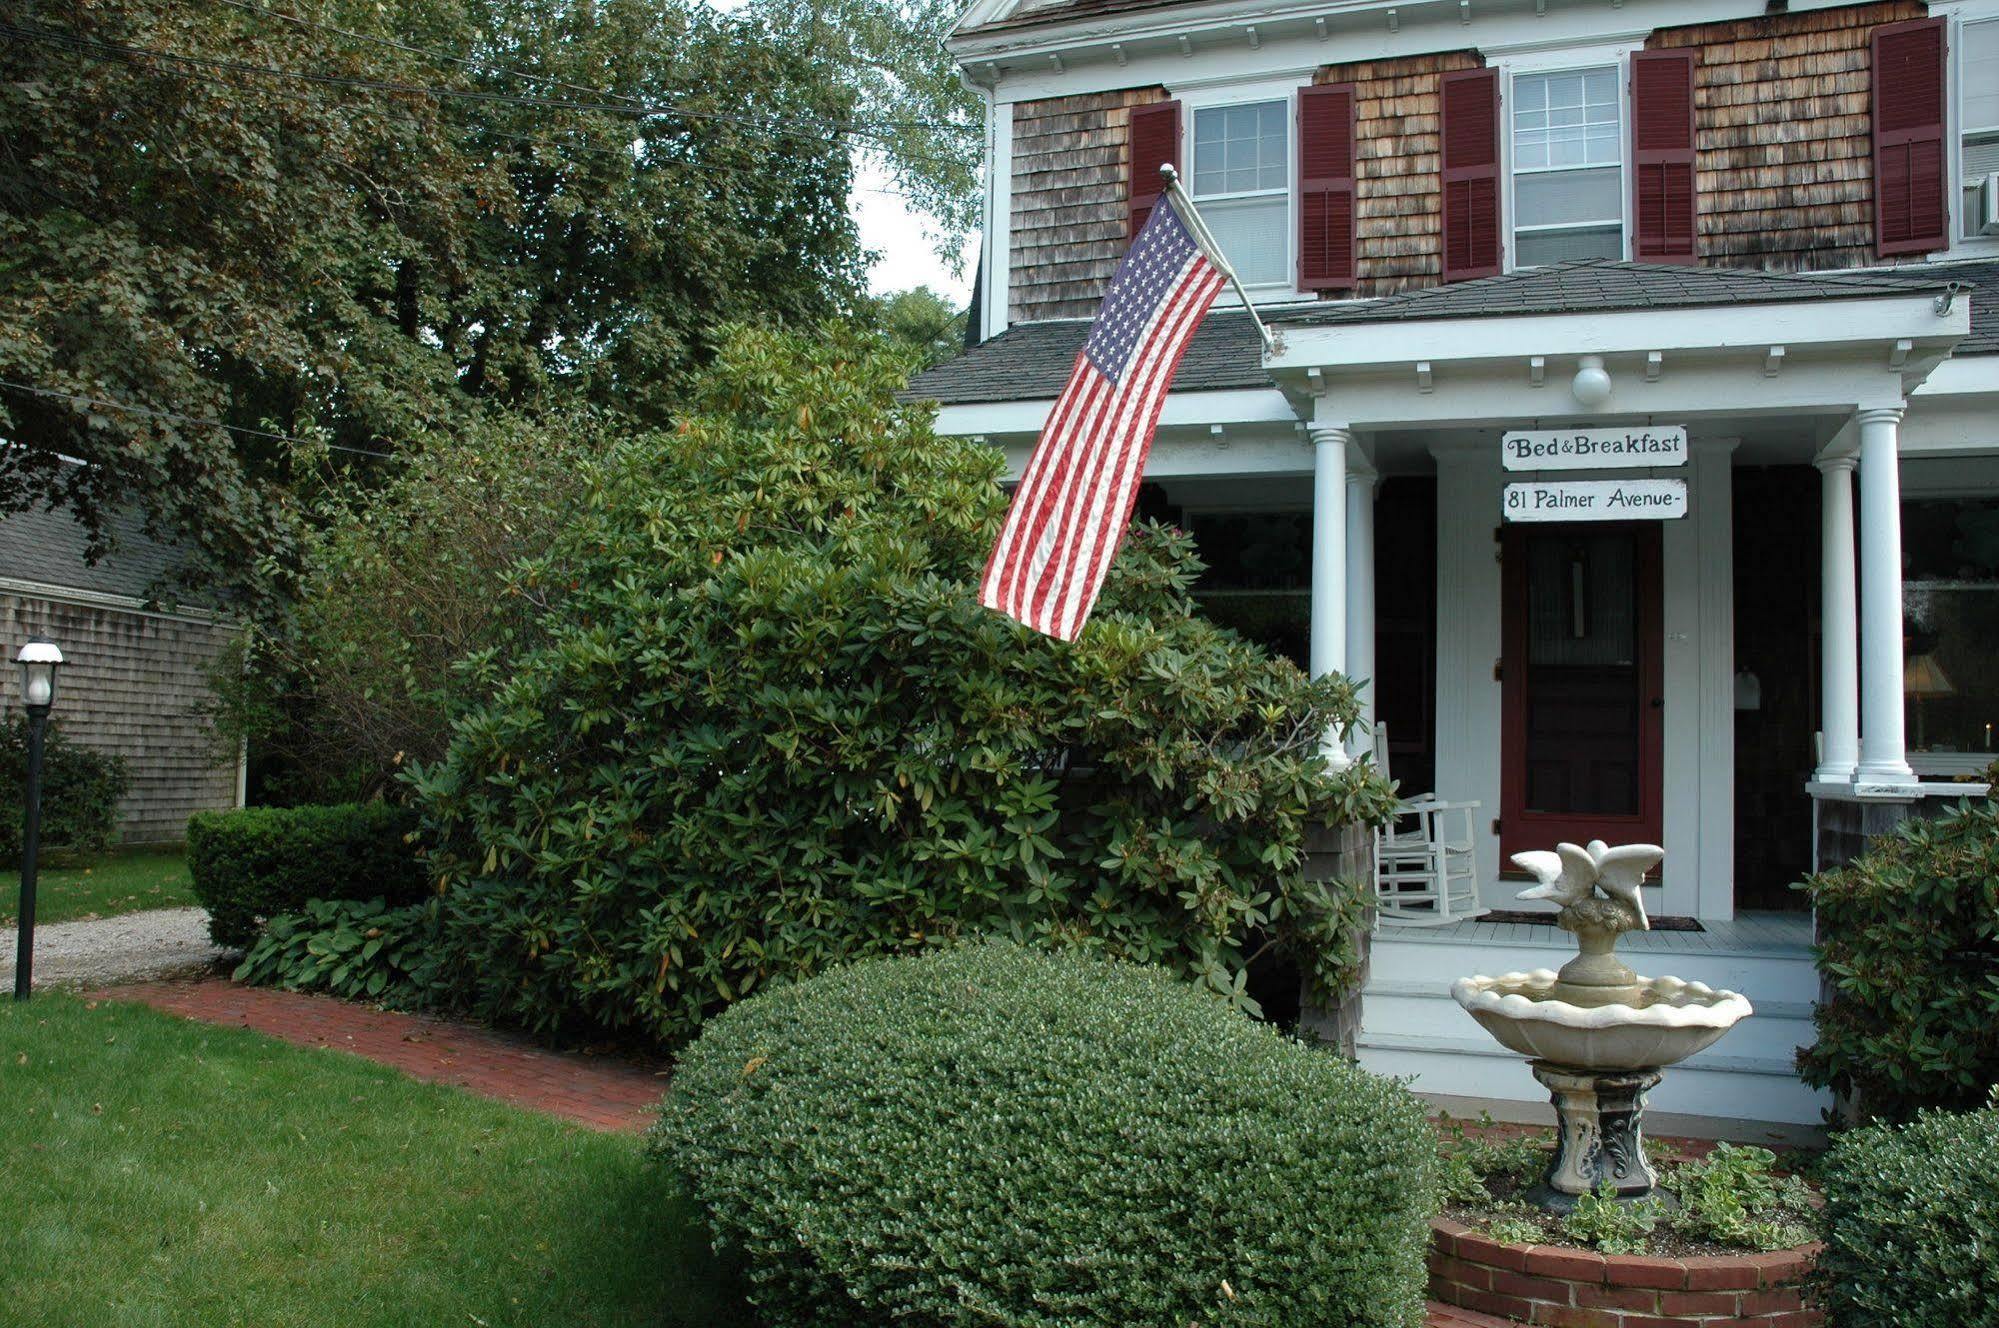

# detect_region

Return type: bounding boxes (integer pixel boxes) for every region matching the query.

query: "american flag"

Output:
[978,192,1228,641]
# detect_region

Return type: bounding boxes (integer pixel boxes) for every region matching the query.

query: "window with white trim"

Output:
[1961,19,1999,239]
[1902,495,1999,769]
[1191,101,1290,286]
[1511,68,1624,266]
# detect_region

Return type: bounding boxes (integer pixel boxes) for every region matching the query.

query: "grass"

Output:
[0,994,756,1327]
[0,848,196,926]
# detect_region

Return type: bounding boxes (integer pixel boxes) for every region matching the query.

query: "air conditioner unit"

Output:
[1981,172,1999,236]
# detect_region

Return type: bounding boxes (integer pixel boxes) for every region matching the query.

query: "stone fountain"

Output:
[1451,841,1752,1210]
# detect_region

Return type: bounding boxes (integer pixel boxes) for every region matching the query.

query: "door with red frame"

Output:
[1500,524,1664,867]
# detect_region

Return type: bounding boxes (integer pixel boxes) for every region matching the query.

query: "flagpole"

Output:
[1159,164,1278,357]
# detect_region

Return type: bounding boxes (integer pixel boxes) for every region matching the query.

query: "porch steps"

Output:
[1357,924,1831,1126]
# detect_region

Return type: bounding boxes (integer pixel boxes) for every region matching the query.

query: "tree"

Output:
[2,0,973,595]
[406,323,1393,1047]
[871,286,968,367]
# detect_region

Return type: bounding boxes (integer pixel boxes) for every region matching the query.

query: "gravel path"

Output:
[1,908,231,992]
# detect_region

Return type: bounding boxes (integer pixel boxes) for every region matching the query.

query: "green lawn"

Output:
[0,848,196,926]
[0,995,756,1328]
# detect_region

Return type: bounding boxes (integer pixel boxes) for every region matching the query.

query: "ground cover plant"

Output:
[0,993,751,1328]
[1799,793,1999,1118]
[0,847,192,926]
[232,897,441,1003]
[1815,1095,1999,1327]
[187,802,425,947]
[1438,1119,1816,1256]
[410,323,1394,1048]
[1,716,127,860]
[657,941,1438,1328]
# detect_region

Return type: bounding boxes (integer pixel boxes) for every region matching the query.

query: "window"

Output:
[1191,101,1290,286]
[1962,19,1999,238]
[1902,496,1999,768]
[1511,68,1624,266]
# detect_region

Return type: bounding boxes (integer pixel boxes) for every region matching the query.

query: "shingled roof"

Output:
[905,309,1270,405]
[0,491,209,607]
[1272,258,1962,326]
[959,0,1193,36]
[908,259,1999,406]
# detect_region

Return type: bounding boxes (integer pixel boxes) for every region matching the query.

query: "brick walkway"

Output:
[103,979,667,1132]
[106,977,1523,1327]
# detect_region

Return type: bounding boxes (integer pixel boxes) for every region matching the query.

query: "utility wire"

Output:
[0,19,979,140]
[0,379,398,459]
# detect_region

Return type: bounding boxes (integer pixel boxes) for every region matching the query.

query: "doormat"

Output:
[1483,910,1704,933]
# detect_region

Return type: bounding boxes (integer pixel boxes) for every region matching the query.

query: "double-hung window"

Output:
[1962,19,1999,238]
[1511,68,1625,266]
[1191,101,1290,287]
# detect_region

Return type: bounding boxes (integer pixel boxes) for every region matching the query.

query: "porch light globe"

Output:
[1571,356,1613,409]
[15,637,62,712]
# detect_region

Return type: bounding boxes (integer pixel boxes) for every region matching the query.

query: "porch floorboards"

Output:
[1376,910,1812,959]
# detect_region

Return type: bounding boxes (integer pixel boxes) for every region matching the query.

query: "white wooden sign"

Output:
[1503,478,1688,522]
[1501,426,1687,471]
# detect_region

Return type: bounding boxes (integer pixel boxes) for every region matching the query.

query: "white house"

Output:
[911,0,1999,1125]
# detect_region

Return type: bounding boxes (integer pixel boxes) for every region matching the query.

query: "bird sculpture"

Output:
[1510,841,1599,909]
[1587,840,1663,931]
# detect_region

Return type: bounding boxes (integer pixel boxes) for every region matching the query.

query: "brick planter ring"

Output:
[1428,1218,1822,1327]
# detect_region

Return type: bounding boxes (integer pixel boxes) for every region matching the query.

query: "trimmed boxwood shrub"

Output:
[187,802,425,947]
[1,717,128,860]
[654,941,1438,1328]
[1798,794,1999,1119]
[1815,1098,1999,1327]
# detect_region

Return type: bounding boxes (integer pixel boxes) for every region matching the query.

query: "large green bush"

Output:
[408,323,1392,1047]
[1815,1098,1999,1326]
[187,803,425,947]
[1798,795,1999,1118]
[1,717,128,860]
[654,941,1437,1328]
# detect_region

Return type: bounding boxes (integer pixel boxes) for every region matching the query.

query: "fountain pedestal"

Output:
[1527,1062,1663,1211]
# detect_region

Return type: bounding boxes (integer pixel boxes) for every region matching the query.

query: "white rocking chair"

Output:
[1371,724,1487,928]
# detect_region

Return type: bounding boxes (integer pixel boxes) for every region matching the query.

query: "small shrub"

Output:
[1483,1211,1544,1246]
[1560,1183,1663,1255]
[1799,795,1999,1119]
[1815,1097,1999,1327]
[655,941,1438,1328]
[1667,1143,1813,1251]
[187,803,424,947]
[233,897,440,1002]
[0,717,128,859]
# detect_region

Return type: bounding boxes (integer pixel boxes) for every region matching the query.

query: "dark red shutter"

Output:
[1631,49,1698,264]
[1127,99,1181,241]
[1872,17,1948,257]
[1440,67,1501,281]
[1299,83,1358,292]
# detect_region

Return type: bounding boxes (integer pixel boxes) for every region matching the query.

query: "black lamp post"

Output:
[13,636,63,1001]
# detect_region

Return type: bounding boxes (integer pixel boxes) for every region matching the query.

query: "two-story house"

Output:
[909,0,1999,1128]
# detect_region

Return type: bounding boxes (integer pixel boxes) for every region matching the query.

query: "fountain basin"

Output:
[1451,970,1752,1072]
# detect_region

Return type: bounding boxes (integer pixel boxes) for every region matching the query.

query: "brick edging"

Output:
[1429,1217,1822,1327]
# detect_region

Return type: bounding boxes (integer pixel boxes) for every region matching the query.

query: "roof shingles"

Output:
[908,259,1999,406]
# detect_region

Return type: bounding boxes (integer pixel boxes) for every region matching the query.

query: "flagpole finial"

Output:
[1158,163,1180,185]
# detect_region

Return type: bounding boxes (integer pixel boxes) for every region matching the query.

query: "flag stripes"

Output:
[978,195,1227,641]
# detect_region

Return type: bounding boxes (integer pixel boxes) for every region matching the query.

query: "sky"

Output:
[852,157,981,303]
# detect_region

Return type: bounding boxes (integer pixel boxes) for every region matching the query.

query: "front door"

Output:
[1500,524,1664,865]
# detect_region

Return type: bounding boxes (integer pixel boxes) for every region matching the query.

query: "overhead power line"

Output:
[0,19,980,141]
[0,379,398,459]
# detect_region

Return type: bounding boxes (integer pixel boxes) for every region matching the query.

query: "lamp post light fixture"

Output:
[13,637,63,1001]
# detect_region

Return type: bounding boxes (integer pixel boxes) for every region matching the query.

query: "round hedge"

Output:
[652,941,1438,1328]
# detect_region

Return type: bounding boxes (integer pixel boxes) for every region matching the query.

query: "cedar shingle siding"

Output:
[1313,52,1486,297]
[0,595,239,845]
[1010,87,1168,322]
[1646,0,1927,270]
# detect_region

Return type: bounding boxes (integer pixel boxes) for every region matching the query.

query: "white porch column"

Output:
[1345,452,1378,758]
[1856,405,1915,785]
[1309,421,1351,767]
[1814,451,1861,783]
